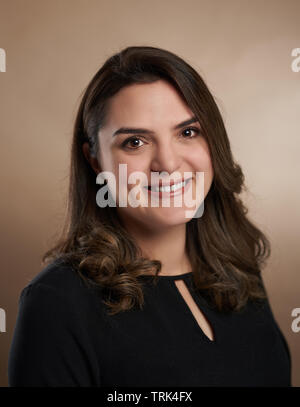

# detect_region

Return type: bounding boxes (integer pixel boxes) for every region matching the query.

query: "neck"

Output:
[118,214,192,276]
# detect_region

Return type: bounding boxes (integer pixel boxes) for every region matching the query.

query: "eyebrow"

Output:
[112,116,199,137]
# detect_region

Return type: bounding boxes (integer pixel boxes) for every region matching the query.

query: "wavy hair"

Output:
[42,45,270,315]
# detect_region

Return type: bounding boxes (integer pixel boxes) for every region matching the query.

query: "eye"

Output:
[181,126,201,139]
[121,137,145,150]
[121,126,201,151]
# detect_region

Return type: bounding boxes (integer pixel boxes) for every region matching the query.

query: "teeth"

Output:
[151,179,188,192]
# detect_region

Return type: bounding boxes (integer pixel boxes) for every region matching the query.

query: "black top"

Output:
[8,259,291,387]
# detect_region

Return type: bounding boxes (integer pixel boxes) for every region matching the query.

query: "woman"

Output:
[8,46,291,387]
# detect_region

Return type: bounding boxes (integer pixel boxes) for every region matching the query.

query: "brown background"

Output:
[0,0,299,387]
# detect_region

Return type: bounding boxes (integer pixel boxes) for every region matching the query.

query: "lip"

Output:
[143,177,192,198]
[143,177,192,189]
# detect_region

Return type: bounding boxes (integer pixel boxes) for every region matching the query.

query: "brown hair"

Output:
[42,45,270,315]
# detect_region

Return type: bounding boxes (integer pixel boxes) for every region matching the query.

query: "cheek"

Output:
[188,146,213,174]
[187,145,214,196]
[98,141,115,172]
[113,157,148,191]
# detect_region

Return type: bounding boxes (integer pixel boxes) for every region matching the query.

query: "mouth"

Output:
[143,177,192,197]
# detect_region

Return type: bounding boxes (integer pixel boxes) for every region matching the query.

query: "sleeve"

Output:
[257,273,292,372]
[8,282,101,387]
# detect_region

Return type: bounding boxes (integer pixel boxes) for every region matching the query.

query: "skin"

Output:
[83,79,214,276]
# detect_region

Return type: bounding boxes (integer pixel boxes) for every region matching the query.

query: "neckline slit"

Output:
[173,278,216,344]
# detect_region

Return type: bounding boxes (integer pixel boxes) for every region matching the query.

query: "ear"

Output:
[82,142,101,174]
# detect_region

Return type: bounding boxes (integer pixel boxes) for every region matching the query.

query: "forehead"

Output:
[104,80,194,128]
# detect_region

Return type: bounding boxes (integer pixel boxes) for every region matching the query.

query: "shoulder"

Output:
[9,259,104,386]
[26,257,83,289]
[20,258,104,317]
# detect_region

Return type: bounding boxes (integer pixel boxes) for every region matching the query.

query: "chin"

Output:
[144,207,194,227]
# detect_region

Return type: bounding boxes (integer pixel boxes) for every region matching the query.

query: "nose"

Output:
[150,140,183,175]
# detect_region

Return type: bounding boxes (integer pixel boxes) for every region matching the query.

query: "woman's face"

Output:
[95,79,214,233]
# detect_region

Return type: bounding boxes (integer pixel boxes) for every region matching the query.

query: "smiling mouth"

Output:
[143,178,191,193]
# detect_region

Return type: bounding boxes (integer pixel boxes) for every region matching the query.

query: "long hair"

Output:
[42,45,270,315]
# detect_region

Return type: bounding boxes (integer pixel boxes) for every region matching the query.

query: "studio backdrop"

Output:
[0,0,299,387]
